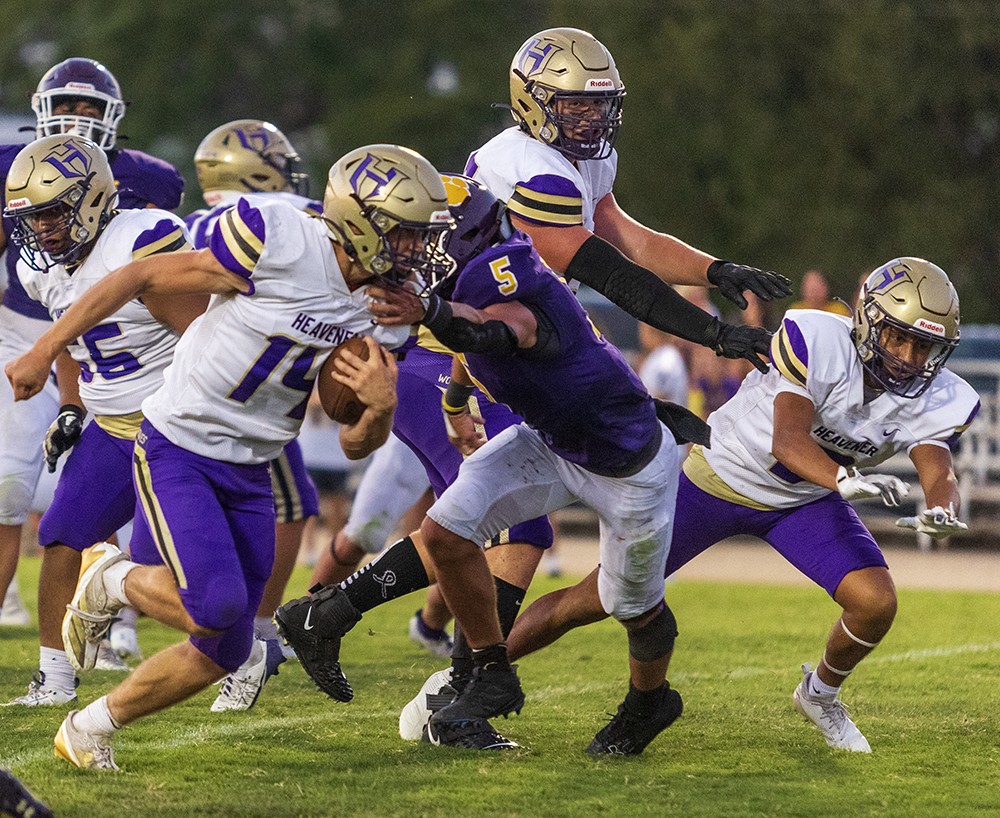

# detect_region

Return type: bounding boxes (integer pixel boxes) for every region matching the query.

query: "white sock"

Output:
[102,560,138,606]
[114,606,139,629]
[74,695,121,735]
[39,647,76,691]
[254,615,279,642]
[809,672,841,698]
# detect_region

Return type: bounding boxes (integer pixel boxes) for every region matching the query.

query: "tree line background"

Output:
[1,0,998,322]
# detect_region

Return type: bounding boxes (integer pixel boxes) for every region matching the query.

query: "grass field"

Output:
[1,555,998,818]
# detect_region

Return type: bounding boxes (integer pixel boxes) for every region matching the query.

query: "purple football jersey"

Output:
[1,144,184,320]
[451,231,659,476]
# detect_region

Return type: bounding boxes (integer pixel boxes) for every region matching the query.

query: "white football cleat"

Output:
[793,664,872,753]
[94,640,131,672]
[211,639,286,712]
[5,671,78,707]
[63,542,128,671]
[407,611,453,658]
[399,667,456,741]
[0,580,30,626]
[109,620,143,662]
[54,711,119,771]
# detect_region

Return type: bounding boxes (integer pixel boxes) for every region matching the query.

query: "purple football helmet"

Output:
[32,58,126,150]
[440,174,508,285]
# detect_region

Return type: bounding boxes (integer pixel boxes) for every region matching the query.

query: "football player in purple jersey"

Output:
[0,58,184,702]
[276,178,775,754]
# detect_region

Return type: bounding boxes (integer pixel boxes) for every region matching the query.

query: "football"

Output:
[317,335,370,424]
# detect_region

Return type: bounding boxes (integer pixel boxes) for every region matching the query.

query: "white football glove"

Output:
[896,504,968,539]
[835,465,909,507]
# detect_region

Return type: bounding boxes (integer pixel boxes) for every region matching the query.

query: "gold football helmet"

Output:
[4,134,118,270]
[194,119,308,203]
[323,145,453,288]
[509,27,625,160]
[852,257,960,398]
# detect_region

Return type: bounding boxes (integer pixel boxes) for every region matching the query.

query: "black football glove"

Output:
[707,260,792,310]
[704,318,772,374]
[43,404,85,473]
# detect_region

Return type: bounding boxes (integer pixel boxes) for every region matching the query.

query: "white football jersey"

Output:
[20,209,190,417]
[699,309,980,509]
[142,197,408,465]
[466,127,616,232]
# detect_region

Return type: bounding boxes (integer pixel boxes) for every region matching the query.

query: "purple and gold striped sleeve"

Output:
[208,197,266,283]
[770,318,809,389]
[131,218,192,261]
[507,174,583,227]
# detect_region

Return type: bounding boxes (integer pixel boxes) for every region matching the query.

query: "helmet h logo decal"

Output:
[43,139,91,179]
[349,154,405,201]
[869,262,911,293]
[235,126,272,153]
[519,39,560,76]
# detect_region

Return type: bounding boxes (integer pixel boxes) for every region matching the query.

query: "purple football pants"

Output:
[667,472,887,596]
[130,421,275,672]
[38,421,137,551]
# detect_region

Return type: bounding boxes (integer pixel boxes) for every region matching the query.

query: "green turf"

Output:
[2,556,998,818]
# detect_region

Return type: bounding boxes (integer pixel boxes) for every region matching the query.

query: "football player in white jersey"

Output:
[503,258,979,753]
[3,134,202,707]
[5,144,451,770]
[185,119,325,711]
[0,57,184,632]
[466,28,790,320]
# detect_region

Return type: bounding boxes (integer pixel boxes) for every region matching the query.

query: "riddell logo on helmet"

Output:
[64,81,97,92]
[915,319,945,336]
[7,197,31,209]
[585,79,616,90]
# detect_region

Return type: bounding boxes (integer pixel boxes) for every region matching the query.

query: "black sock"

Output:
[450,577,526,683]
[472,643,511,672]
[495,576,527,638]
[337,536,429,614]
[450,624,473,689]
[624,681,667,717]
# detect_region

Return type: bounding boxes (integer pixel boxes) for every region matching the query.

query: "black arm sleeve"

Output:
[564,235,720,346]
[421,295,520,356]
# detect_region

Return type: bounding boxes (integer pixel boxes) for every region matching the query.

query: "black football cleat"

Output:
[422,717,520,750]
[428,664,524,729]
[273,585,361,702]
[586,685,683,756]
[0,769,53,818]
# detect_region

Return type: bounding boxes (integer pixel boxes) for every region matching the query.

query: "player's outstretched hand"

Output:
[713,323,771,373]
[836,466,909,507]
[707,260,792,310]
[896,504,967,539]
[4,348,54,402]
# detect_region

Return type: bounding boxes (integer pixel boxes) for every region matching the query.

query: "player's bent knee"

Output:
[0,480,33,526]
[192,576,249,633]
[625,601,678,662]
[332,531,365,566]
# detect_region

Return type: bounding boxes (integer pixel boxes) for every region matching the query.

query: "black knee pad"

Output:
[627,601,678,662]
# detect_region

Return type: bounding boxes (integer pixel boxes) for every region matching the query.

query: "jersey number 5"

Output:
[490,256,518,295]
